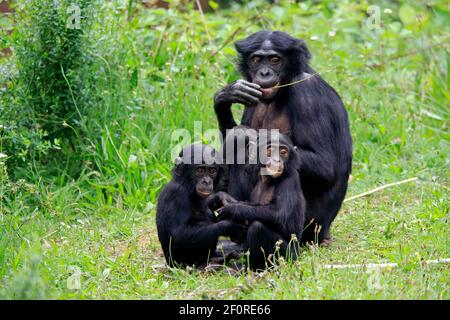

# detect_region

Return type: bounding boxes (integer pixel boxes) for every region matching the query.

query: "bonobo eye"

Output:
[270,56,281,64]
[280,146,289,158]
[266,146,273,157]
[195,167,205,176]
[251,56,262,64]
[208,168,217,177]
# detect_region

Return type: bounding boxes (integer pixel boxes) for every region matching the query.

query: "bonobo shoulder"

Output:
[158,181,189,206]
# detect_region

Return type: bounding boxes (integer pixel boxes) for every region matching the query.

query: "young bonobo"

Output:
[221,125,260,201]
[156,143,245,268]
[210,132,305,270]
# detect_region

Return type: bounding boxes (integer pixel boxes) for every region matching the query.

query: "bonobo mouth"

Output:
[263,161,283,178]
[196,187,213,198]
[256,82,280,100]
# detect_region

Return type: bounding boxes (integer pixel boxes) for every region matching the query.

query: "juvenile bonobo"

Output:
[214,31,352,246]
[211,132,305,270]
[222,125,259,201]
[156,143,245,268]
[206,125,259,243]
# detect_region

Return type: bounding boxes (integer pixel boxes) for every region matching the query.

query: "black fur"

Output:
[214,30,352,245]
[235,30,312,84]
[156,144,245,267]
[221,125,259,201]
[217,133,305,270]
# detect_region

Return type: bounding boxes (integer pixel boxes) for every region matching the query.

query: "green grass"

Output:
[0,0,449,299]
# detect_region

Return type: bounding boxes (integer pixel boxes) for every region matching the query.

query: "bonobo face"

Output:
[193,165,218,198]
[248,41,286,100]
[174,143,222,197]
[263,143,289,178]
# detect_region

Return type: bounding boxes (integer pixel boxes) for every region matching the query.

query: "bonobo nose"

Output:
[201,179,211,185]
[260,69,271,77]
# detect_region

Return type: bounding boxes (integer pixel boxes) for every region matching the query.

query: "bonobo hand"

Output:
[207,191,238,212]
[227,221,247,244]
[219,220,248,243]
[217,203,240,221]
[215,79,262,107]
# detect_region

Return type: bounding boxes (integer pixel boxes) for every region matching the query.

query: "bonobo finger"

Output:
[218,207,233,221]
[218,213,228,221]
[223,197,238,205]
[235,81,262,97]
[226,194,238,203]
[235,91,260,104]
[239,80,261,90]
[240,85,262,98]
[207,194,220,207]
[233,96,252,106]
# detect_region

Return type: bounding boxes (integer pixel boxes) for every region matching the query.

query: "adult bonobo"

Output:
[214,31,352,245]
[156,143,245,268]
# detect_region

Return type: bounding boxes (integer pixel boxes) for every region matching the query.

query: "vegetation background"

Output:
[0,0,448,299]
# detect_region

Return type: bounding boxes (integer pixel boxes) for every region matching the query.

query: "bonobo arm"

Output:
[158,184,237,248]
[220,202,278,225]
[214,80,262,136]
[296,148,336,189]
[207,191,238,212]
[207,192,248,243]
[218,178,304,238]
[219,203,299,240]
[173,219,244,251]
[290,77,351,189]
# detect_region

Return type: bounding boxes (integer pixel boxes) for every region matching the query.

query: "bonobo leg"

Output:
[244,221,299,270]
[210,240,244,263]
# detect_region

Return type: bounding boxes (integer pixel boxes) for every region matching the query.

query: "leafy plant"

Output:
[0,0,94,175]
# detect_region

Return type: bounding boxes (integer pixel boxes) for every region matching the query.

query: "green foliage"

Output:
[0,0,95,175]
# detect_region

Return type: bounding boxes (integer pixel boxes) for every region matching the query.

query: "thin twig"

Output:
[211,27,243,58]
[209,8,267,59]
[60,64,83,121]
[210,13,263,58]
[152,23,168,65]
[196,0,215,52]
[271,71,320,89]
[323,258,450,270]
[344,177,418,202]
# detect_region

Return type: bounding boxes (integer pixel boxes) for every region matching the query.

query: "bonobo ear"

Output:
[173,156,184,176]
[292,38,311,73]
[234,39,246,55]
[214,164,229,192]
[291,146,302,171]
[234,38,254,80]
[294,38,311,61]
